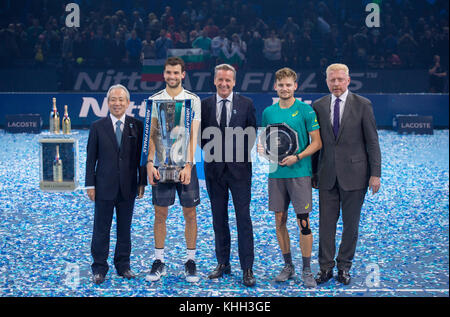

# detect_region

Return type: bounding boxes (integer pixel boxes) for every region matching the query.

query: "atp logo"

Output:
[65,3,80,28]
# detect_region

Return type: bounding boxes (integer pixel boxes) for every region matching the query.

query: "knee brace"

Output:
[297,213,312,235]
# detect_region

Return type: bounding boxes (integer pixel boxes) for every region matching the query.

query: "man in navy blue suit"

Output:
[201,64,257,287]
[85,84,146,285]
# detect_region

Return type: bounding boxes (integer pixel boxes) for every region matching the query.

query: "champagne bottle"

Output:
[49,98,55,132]
[50,97,60,133]
[53,145,63,182]
[62,105,71,134]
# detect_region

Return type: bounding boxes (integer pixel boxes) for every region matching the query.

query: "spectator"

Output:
[167,25,181,45]
[179,11,193,32]
[385,51,402,69]
[147,13,161,40]
[126,30,142,66]
[141,30,156,62]
[282,17,300,36]
[342,34,357,67]
[110,31,127,66]
[383,32,398,54]
[428,55,447,93]
[282,32,299,68]
[435,27,449,69]
[0,24,20,65]
[27,18,44,48]
[175,31,190,49]
[203,18,219,39]
[132,11,145,39]
[161,6,175,29]
[61,28,75,62]
[247,31,264,68]
[398,33,418,68]
[418,30,435,67]
[225,17,240,38]
[192,31,211,53]
[211,30,229,60]
[34,34,49,66]
[90,26,109,67]
[298,28,314,68]
[154,29,173,59]
[263,30,282,69]
[196,1,209,24]
[188,30,198,47]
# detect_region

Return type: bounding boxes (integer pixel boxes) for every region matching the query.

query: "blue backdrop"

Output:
[0,93,448,128]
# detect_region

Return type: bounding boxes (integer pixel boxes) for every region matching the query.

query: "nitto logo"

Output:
[365,3,380,28]
[65,3,80,28]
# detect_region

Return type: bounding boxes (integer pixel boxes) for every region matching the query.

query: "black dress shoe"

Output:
[208,264,231,279]
[243,269,256,287]
[119,269,136,279]
[315,269,333,284]
[93,273,105,285]
[337,270,351,285]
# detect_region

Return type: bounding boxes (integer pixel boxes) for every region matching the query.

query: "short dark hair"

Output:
[164,56,185,72]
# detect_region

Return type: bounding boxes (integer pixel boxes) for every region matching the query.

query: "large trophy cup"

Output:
[141,99,193,183]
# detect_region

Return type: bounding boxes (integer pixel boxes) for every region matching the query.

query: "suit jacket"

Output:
[312,91,381,191]
[85,115,147,201]
[201,93,257,180]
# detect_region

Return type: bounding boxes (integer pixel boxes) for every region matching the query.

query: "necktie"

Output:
[115,120,122,147]
[220,99,228,129]
[333,98,340,138]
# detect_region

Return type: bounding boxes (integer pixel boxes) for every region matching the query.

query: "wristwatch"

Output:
[185,161,193,168]
[146,159,154,165]
[296,154,301,161]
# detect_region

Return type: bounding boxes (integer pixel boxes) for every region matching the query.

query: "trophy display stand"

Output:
[39,132,79,191]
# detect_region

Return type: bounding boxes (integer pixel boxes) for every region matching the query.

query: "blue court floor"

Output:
[0,129,448,297]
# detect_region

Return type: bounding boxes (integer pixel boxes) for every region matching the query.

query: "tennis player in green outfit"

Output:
[258,67,322,288]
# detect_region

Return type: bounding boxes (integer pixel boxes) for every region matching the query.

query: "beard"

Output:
[165,79,181,89]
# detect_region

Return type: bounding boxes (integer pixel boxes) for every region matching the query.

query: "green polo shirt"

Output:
[261,99,320,178]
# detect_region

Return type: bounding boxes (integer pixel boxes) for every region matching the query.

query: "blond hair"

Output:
[326,63,349,77]
[275,67,297,82]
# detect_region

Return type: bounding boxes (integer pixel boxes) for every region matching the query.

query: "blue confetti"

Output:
[0,129,448,297]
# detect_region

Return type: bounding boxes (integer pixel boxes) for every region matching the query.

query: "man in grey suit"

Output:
[312,63,381,285]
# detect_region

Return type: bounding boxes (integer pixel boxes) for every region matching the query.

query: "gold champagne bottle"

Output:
[62,105,71,134]
[50,97,60,133]
[53,145,63,182]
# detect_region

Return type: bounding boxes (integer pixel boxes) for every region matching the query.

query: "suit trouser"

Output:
[91,189,135,275]
[205,166,254,270]
[318,180,367,271]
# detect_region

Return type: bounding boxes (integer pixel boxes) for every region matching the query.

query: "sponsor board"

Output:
[0,93,448,128]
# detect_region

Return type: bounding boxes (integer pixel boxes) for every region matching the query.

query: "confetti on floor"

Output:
[0,129,448,297]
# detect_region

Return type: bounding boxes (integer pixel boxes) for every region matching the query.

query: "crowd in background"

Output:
[0,0,448,91]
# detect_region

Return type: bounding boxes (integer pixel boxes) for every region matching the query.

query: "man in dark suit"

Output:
[201,64,257,287]
[312,64,381,285]
[85,84,146,285]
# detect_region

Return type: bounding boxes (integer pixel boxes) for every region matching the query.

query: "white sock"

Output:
[155,248,165,262]
[186,248,196,262]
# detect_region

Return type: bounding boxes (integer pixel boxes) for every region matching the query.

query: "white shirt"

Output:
[330,89,349,126]
[110,113,126,132]
[216,92,233,126]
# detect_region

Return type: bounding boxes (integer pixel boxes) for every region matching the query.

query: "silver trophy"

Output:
[152,99,193,183]
[259,123,299,162]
